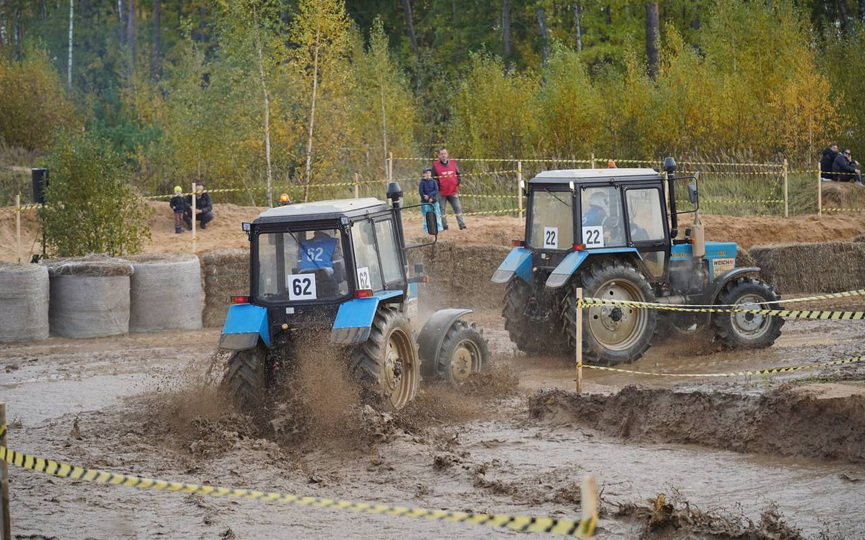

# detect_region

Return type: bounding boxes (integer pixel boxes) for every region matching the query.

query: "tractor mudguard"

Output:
[331,290,403,345]
[545,248,642,289]
[219,304,270,351]
[698,267,760,323]
[416,308,474,374]
[491,247,533,284]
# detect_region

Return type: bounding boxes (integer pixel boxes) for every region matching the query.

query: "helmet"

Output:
[278,193,291,206]
[607,160,617,168]
[589,191,609,213]
[173,186,182,193]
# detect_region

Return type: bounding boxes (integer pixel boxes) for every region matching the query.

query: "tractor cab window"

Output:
[528,189,574,250]
[580,186,625,248]
[374,219,402,285]
[351,220,384,291]
[256,229,348,302]
[625,189,665,242]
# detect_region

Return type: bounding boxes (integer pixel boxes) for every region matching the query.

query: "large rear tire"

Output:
[436,320,490,384]
[224,344,269,414]
[712,277,784,349]
[563,260,657,365]
[502,277,569,354]
[351,306,420,411]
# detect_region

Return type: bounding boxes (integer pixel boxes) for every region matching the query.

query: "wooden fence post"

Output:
[517,160,523,219]
[353,173,360,199]
[191,182,197,254]
[15,196,21,264]
[783,159,789,218]
[590,152,596,169]
[1,403,11,540]
[576,288,583,393]
[817,168,822,217]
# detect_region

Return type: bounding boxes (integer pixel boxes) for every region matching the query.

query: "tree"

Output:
[41,132,150,257]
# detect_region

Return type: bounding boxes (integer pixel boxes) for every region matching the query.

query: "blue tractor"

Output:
[219,183,489,412]
[492,158,783,365]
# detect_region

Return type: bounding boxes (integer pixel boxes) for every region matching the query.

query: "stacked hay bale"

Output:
[47,256,134,338]
[127,254,203,332]
[749,242,865,293]
[201,249,249,327]
[0,263,49,342]
[409,241,511,311]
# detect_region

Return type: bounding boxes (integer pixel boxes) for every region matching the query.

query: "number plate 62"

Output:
[286,274,317,301]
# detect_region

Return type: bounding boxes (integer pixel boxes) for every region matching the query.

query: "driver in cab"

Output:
[299,230,341,275]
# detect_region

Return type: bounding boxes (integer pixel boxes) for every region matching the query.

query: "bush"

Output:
[40,133,151,257]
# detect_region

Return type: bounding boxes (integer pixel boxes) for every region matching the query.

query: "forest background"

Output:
[1,0,864,208]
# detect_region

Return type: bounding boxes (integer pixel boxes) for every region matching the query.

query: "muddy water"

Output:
[1,314,864,538]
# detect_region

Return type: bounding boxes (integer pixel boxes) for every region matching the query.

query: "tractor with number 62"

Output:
[492,157,784,365]
[219,182,489,412]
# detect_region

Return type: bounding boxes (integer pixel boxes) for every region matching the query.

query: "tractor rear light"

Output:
[231,295,249,304]
[573,243,585,251]
[354,289,374,299]
[511,239,525,247]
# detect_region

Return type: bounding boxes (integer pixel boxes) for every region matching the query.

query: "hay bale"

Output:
[749,242,865,293]
[202,249,250,327]
[0,263,49,342]
[47,256,133,338]
[735,248,755,268]
[854,235,865,243]
[126,254,202,332]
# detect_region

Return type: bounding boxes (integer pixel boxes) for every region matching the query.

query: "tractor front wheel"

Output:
[712,277,784,349]
[435,321,490,384]
[351,306,420,411]
[564,260,657,365]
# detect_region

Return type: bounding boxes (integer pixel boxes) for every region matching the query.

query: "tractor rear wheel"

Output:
[435,321,490,384]
[564,260,657,365]
[351,306,420,411]
[224,344,270,414]
[502,277,569,354]
[712,277,784,349]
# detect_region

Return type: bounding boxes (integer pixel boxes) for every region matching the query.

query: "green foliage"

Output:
[40,133,150,257]
[0,48,79,150]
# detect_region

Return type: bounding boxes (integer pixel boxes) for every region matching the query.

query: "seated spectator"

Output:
[820,144,839,182]
[832,149,863,185]
[184,183,214,230]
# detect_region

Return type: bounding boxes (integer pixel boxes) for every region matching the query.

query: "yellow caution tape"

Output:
[582,287,865,308]
[0,437,595,537]
[579,354,865,378]
[579,297,865,320]
[823,207,865,213]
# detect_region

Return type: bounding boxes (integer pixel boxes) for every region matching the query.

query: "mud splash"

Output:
[529,384,865,463]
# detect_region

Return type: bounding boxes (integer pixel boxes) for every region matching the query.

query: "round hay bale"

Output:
[47,256,133,338]
[126,254,202,332]
[0,263,49,342]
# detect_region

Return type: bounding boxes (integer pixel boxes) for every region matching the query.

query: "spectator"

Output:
[832,149,863,185]
[432,147,466,230]
[278,192,292,206]
[184,183,214,230]
[418,168,442,233]
[607,159,617,168]
[169,186,187,234]
[820,144,839,182]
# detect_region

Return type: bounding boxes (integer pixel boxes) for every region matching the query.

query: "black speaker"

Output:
[32,168,49,204]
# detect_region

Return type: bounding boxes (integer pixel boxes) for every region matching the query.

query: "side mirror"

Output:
[687,182,698,205]
[425,211,439,235]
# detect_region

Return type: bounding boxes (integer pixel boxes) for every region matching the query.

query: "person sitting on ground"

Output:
[832,149,863,185]
[820,144,839,182]
[278,192,292,206]
[169,186,188,234]
[184,183,214,230]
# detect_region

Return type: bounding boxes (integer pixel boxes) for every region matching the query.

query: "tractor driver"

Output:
[298,230,342,275]
[581,191,609,227]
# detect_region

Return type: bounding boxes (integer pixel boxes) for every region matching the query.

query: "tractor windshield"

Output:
[255,229,349,302]
[528,189,574,250]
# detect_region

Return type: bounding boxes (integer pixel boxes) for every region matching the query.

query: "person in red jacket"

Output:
[431,147,466,230]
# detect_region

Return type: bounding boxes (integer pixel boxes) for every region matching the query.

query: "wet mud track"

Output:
[1,312,864,538]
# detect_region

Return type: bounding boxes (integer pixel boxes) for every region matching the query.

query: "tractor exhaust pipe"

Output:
[387,181,411,285]
[664,157,678,239]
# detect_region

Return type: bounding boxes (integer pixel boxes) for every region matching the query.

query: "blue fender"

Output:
[545,251,589,289]
[491,247,533,285]
[331,290,403,345]
[416,308,473,378]
[219,304,270,351]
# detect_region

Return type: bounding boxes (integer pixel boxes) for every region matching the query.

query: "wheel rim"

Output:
[730,294,772,339]
[587,278,649,351]
[450,339,483,383]
[383,327,416,409]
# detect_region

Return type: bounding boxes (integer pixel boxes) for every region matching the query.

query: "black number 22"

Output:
[545,230,557,246]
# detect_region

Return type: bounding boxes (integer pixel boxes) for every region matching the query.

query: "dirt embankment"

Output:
[529,384,865,463]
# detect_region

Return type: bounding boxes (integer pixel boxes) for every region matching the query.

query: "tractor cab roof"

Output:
[529,168,662,185]
[254,197,391,225]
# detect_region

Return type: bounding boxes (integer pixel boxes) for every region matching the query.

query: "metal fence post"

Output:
[783,159,789,218]
[576,288,583,393]
[1,403,11,540]
[517,160,523,219]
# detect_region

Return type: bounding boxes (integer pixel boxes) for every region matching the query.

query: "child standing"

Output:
[418,168,442,233]
[169,186,187,233]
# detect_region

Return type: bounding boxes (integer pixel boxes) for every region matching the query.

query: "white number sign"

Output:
[286,274,317,301]
[357,267,371,289]
[582,226,605,248]
[543,227,559,249]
